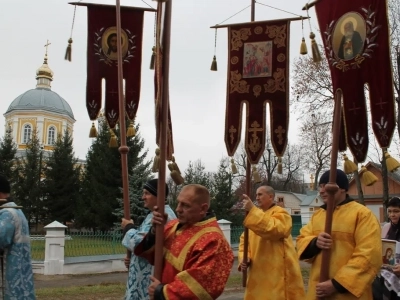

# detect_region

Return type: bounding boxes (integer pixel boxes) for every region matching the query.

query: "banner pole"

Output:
[115,0,131,260]
[154,0,172,280]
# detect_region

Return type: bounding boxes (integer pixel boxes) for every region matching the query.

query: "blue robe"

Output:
[0,202,36,300]
[122,205,176,300]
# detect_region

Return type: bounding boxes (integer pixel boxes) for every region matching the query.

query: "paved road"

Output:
[34,258,245,299]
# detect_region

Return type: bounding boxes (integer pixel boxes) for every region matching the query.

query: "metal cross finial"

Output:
[44,40,51,56]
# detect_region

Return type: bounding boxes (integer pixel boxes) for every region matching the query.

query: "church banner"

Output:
[225,20,290,164]
[315,0,395,162]
[86,4,144,129]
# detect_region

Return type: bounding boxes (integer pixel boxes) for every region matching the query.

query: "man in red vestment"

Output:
[135,184,234,300]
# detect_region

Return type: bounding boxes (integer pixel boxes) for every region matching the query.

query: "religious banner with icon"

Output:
[86,4,144,129]
[225,20,290,164]
[314,0,395,162]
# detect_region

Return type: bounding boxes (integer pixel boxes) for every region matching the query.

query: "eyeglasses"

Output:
[387,210,400,215]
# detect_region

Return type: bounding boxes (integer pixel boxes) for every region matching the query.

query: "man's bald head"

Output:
[181,184,210,206]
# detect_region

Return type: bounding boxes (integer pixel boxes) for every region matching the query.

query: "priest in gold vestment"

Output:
[297,170,382,299]
[239,185,305,300]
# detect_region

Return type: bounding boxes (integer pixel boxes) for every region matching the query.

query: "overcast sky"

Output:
[0,0,317,172]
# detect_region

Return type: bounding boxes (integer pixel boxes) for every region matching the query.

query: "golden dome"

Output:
[35,49,54,89]
[36,54,54,81]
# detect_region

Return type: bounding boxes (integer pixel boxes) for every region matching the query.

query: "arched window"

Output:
[23,124,32,144]
[48,126,56,145]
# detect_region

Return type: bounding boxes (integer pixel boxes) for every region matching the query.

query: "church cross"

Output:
[349,102,361,115]
[375,98,387,110]
[274,125,286,145]
[44,40,51,56]
[108,90,118,98]
[249,121,263,138]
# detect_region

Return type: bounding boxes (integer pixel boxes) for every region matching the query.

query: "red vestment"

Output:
[136,217,234,300]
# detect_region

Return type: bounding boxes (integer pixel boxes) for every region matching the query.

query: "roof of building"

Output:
[300,190,319,206]
[6,88,74,119]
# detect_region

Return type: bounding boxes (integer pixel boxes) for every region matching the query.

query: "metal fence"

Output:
[30,230,126,261]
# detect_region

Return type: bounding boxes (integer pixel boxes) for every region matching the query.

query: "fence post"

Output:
[217,219,232,247]
[44,221,67,275]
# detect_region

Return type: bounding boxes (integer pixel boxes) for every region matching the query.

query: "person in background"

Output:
[380,197,400,299]
[121,179,176,300]
[0,173,36,299]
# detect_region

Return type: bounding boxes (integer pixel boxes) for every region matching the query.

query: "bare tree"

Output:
[299,113,332,190]
[291,54,334,116]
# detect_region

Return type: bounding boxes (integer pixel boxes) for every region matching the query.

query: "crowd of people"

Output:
[1,170,400,299]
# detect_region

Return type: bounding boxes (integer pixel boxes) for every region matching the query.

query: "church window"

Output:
[48,126,56,145]
[23,124,32,144]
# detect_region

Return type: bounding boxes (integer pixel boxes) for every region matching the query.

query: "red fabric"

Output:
[135,218,234,300]
[86,5,144,128]
[225,20,290,164]
[315,0,395,162]
[160,219,233,300]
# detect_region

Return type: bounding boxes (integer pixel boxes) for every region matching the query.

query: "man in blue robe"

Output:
[121,179,176,300]
[0,174,36,299]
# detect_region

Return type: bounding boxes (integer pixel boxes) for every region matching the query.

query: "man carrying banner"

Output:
[239,185,305,299]
[297,170,381,299]
[121,179,176,300]
[135,184,234,300]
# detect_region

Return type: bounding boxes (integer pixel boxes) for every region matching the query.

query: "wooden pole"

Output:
[318,90,342,294]
[154,0,172,280]
[242,159,251,287]
[115,0,131,261]
[210,17,307,29]
[242,0,256,288]
[302,0,321,10]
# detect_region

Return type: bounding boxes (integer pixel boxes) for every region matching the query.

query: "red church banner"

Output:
[225,20,291,164]
[315,0,395,162]
[86,5,144,129]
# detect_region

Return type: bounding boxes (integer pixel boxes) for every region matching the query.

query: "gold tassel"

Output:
[300,37,308,55]
[152,148,160,173]
[210,55,217,71]
[170,156,181,174]
[277,157,283,174]
[170,170,184,185]
[126,121,136,137]
[309,32,321,63]
[385,152,400,172]
[252,165,261,183]
[168,156,184,185]
[65,38,72,62]
[230,158,238,174]
[360,165,378,186]
[109,130,118,148]
[150,46,156,70]
[89,122,98,138]
[343,154,358,174]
